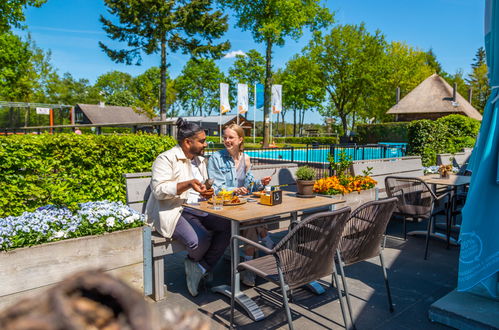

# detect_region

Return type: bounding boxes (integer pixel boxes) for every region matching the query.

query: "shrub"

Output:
[407,115,479,166]
[296,166,316,181]
[0,133,176,217]
[356,122,409,144]
[0,201,145,251]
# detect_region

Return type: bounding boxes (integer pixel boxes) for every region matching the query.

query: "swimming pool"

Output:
[244,144,407,164]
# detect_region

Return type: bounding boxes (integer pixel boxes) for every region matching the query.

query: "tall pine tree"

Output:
[467,47,489,113]
[99,0,230,134]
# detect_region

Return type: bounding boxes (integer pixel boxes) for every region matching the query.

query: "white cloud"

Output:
[223,50,247,59]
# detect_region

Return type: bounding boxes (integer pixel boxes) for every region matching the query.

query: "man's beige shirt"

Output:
[145,145,208,238]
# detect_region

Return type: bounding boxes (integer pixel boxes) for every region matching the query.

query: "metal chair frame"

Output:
[229,207,352,330]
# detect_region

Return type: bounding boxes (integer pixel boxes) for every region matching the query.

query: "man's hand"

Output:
[200,188,214,199]
[190,179,207,193]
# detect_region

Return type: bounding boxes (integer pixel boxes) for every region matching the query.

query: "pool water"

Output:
[245,145,406,164]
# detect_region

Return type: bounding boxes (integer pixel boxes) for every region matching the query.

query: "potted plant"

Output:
[296,166,316,196]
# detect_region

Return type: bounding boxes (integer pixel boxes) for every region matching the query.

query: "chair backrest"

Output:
[384,176,435,217]
[339,198,398,265]
[350,156,423,191]
[123,172,152,213]
[273,206,351,289]
[251,163,298,186]
[436,151,472,169]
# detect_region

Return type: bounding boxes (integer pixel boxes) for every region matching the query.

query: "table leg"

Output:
[211,220,265,321]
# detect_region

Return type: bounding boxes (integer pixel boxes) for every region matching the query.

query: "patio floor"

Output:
[151,214,459,329]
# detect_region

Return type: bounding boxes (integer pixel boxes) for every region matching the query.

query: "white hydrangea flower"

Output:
[106,217,116,227]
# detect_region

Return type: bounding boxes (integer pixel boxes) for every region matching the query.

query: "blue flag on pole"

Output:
[256,83,264,109]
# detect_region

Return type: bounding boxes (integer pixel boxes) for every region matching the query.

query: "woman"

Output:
[207,124,273,286]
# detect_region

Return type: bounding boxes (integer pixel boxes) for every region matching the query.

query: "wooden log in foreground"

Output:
[0,270,210,330]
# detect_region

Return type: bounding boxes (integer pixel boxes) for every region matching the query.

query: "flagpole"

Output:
[253,84,256,144]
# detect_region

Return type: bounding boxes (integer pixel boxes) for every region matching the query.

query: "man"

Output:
[146,118,231,296]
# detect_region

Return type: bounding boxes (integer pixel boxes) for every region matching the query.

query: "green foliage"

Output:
[219,0,333,146]
[356,122,409,143]
[228,49,265,106]
[274,54,325,136]
[0,134,176,217]
[296,166,316,181]
[407,115,479,166]
[466,47,489,113]
[99,0,230,121]
[307,24,386,135]
[175,58,225,116]
[328,151,352,177]
[0,0,47,32]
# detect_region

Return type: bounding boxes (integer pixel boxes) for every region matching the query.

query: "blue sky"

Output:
[19,0,485,124]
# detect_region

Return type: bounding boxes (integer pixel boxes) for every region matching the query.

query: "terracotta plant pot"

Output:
[297,180,316,196]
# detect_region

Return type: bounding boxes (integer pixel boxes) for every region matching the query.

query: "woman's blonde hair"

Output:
[224,124,245,151]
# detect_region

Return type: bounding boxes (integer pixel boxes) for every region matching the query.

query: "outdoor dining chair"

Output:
[335,198,398,329]
[385,176,450,260]
[229,207,352,330]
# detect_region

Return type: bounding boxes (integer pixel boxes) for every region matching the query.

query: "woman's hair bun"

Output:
[176,117,186,128]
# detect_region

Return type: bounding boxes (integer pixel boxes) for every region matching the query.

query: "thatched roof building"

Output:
[386,74,482,121]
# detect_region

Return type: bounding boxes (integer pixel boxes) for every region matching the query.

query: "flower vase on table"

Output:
[438,165,453,179]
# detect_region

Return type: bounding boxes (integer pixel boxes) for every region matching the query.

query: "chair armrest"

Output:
[230,235,273,255]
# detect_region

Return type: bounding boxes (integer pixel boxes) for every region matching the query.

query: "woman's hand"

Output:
[261,176,271,186]
[234,187,249,195]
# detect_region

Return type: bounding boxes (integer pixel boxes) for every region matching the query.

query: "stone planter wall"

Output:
[0,227,144,310]
[321,188,377,210]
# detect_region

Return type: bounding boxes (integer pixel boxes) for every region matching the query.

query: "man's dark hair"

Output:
[176,118,203,142]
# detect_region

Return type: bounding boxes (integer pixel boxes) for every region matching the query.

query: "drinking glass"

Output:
[213,195,224,210]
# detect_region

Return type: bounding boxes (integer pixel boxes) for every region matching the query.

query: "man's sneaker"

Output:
[241,270,256,287]
[184,258,204,297]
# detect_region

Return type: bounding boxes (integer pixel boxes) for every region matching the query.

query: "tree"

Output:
[131,67,171,118]
[175,58,224,116]
[99,0,230,134]
[94,70,133,99]
[363,41,433,123]
[0,0,46,33]
[425,48,443,75]
[219,0,332,146]
[466,47,489,113]
[46,72,100,105]
[307,24,386,135]
[275,54,324,136]
[228,49,265,106]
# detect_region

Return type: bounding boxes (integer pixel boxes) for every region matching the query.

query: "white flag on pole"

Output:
[237,83,249,114]
[271,84,282,114]
[220,83,231,114]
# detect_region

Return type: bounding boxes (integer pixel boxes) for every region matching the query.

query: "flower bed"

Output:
[313,175,377,196]
[0,201,145,251]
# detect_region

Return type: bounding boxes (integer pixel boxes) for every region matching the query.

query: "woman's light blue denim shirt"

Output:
[207,149,263,193]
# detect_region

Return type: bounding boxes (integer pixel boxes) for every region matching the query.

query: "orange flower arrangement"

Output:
[313,175,377,195]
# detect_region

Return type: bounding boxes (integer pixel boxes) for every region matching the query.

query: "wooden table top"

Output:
[184,193,346,223]
[422,174,471,187]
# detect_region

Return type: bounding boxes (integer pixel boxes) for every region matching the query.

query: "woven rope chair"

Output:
[335,198,398,329]
[385,176,450,259]
[229,207,352,330]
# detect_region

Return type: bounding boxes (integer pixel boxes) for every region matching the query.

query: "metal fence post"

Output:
[329,144,335,177]
[290,146,294,162]
[306,144,309,164]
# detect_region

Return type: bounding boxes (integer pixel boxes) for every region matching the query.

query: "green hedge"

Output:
[0,134,176,217]
[356,122,409,144]
[407,115,479,166]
